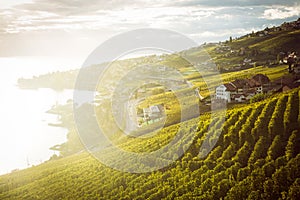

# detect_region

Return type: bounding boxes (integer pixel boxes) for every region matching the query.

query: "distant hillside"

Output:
[184,18,300,73]
[1,88,300,199]
[17,18,300,91]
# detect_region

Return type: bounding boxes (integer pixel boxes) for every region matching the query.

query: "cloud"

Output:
[262,5,300,20]
[0,0,299,57]
[187,27,257,43]
[1,0,299,35]
[0,6,221,34]
[1,0,33,9]
[171,0,298,7]
[14,0,166,16]
[215,14,233,20]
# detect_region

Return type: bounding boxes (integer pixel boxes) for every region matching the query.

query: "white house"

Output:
[143,105,164,123]
[215,74,270,103]
[215,84,233,102]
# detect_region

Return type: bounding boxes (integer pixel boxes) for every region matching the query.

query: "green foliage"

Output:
[251,98,277,142]
[248,136,268,164]
[266,135,284,161]
[284,91,300,136]
[285,130,300,161]
[233,142,251,167]
[1,88,300,199]
[250,93,268,103]
[288,178,300,199]
[268,95,288,140]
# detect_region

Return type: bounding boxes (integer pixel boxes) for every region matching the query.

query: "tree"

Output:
[287,56,295,73]
[277,53,281,63]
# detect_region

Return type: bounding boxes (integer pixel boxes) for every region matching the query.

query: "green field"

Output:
[1,87,300,199]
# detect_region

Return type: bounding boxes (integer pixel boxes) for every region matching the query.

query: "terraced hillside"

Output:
[1,88,300,200]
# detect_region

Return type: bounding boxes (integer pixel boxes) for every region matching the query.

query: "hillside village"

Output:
[214,72,300,103]
[135,68,300,126]
[207,18,300,73]
[214,46,300,103]
[244,17,300,38]
[16,18,300,126]
[215,74,270,103]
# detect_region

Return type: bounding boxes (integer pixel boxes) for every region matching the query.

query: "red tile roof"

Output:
[246,78,260,87]
[224,83,236,91]
[231,79,248,89]
[252,74,270,84]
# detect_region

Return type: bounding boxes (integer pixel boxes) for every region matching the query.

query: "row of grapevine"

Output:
[0,88,300,199]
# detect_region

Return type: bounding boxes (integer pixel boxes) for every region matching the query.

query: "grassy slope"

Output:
[0,88,300,199]
[202,29,300,70]
[250,30,300,52]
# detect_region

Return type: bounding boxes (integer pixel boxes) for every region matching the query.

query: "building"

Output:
[252,74,270,85]
[234,94,246,102]
[215,83,235,102]
[273,76,300,92]
[142,104,164,124]
[215,74,270,103]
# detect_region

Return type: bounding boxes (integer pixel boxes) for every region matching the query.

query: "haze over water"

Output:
[0,56,79,175]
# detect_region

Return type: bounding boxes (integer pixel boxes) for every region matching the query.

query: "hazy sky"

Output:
[0,0,299,65]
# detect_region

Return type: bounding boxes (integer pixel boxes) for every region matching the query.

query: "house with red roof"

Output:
[215,74,270,103]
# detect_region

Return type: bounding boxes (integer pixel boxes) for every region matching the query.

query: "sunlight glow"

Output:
[1,0,33,8]
[0,57,77,174]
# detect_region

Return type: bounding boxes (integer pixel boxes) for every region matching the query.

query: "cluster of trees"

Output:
[0,89,300,199]
[17,70,78,90]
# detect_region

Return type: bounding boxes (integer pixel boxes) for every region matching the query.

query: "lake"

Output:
[0,57,80,175]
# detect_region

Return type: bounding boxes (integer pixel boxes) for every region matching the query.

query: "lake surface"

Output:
[0,57,79,175]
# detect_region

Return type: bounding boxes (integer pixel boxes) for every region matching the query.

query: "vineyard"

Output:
[1,88,300,199]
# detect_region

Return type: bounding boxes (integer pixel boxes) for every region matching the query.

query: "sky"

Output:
[0,0,300,67]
